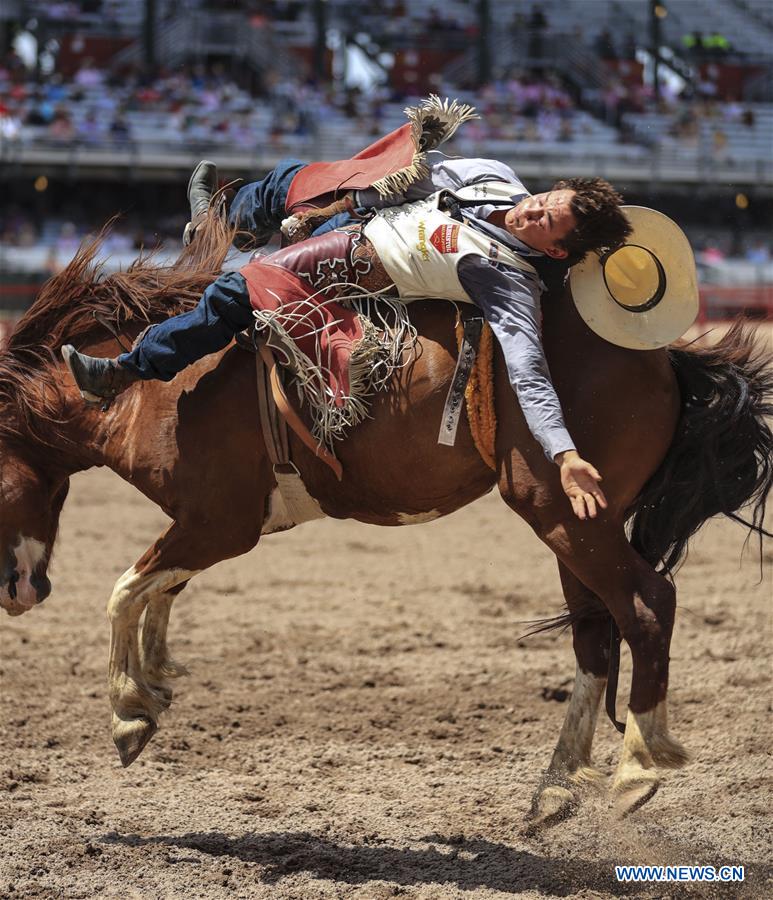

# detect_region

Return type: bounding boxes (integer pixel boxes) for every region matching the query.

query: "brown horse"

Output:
[1,213,770,829]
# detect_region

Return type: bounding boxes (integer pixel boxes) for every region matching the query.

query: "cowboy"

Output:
[62,99,635,520]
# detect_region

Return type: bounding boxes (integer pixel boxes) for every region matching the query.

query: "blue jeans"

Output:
[118,272,253,381]
[227,157,306,245]
[228,157,358,243]
[119,159,359,380]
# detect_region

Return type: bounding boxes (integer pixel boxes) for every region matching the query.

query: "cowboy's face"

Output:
[505,190,577,258]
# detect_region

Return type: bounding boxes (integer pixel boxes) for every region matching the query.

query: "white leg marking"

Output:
[527,666,606,830]
[108,565,200,723]
[612,700,690,815]
[548,665,606,780]
[614,700,690,781]
[527,666,606,833]
[107,565,200,623]
[141,594,190,701]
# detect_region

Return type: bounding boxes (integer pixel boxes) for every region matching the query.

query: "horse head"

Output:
[0,437,69,616]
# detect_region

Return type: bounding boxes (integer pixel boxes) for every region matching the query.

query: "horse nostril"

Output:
[34,574,52,603]
[7,571,19,601]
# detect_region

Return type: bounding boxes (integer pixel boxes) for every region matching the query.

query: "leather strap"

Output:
[255,344,288,467]
[257,344,343,481]
[438,316,483,448]
[605,619,626,734]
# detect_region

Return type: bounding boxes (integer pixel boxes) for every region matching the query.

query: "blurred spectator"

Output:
[77,109,104,143]
[49,110,76,142]
[527,5,548,59]
[711,127,729,162]
[56,222,81,257]
[1,206,38,247]
[595,29,617,62]
[0,107,22,143]
[705,32,732,56]
[0,15,766,181]
[441,69,585,146]
[1,56,339,149]
[558,117,574,142]
[74,58,105,88]
[621,33,637,60]
[25,93,57,126]
[109,112,131,141]
[683,31,733,59]
[600,77,647,129]
[681,31,706,59]
[745,241,770,265]
[701,241,726,263]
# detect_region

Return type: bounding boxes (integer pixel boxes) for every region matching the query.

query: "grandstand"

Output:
[1,0,771,323]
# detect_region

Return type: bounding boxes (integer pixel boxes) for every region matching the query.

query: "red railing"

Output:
[697,285,773,323]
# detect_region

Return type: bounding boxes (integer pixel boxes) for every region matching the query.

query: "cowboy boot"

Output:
[61,345,141,403]
[182,159,218,246]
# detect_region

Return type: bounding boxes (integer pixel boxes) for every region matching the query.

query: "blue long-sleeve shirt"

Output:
[357,152,575,461]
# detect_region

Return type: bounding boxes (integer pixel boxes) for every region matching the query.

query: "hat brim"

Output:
[569,206,699,350]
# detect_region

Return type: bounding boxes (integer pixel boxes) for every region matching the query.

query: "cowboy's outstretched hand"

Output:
[555,450,608,520]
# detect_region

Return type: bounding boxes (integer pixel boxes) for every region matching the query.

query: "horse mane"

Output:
[0,209,236,443]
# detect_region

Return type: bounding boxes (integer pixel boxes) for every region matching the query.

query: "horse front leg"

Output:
[527,563,608,832]
[140,583,191,713]
[107,526,200,766]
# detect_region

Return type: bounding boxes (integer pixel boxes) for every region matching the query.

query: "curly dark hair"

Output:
[551,176,633,265]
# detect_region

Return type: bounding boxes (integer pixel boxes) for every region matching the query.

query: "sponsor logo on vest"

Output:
[416,220,430,261]
[430,224,460,254]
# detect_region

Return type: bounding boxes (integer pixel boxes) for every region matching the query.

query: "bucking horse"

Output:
[0,210,770,830]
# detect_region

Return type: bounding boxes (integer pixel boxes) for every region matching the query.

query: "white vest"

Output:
[363,182,538,304]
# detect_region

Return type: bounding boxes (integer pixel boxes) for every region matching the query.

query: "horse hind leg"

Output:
[527,563,608,833]
[549,525,690,816]
[609,557,691,815]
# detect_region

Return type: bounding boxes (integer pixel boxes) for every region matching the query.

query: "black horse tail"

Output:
[629,318,773,577]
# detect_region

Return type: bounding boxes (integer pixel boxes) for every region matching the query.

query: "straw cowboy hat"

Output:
[570,206,699,350]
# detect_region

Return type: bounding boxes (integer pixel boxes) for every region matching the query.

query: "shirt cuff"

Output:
[542,429,576,463]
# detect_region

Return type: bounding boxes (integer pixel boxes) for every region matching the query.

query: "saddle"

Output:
[239,301,497,496]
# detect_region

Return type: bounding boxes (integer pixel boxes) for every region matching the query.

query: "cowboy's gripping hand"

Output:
[555,450,608,520]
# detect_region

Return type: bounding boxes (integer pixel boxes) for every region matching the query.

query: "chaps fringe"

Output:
[371,96,479,200]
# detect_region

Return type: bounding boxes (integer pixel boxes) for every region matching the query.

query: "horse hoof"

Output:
[523,785,576,835]
[112,715,157,767]
[613,774,659,817]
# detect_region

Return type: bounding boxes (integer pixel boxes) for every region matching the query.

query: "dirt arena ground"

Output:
[1,464,770,900]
